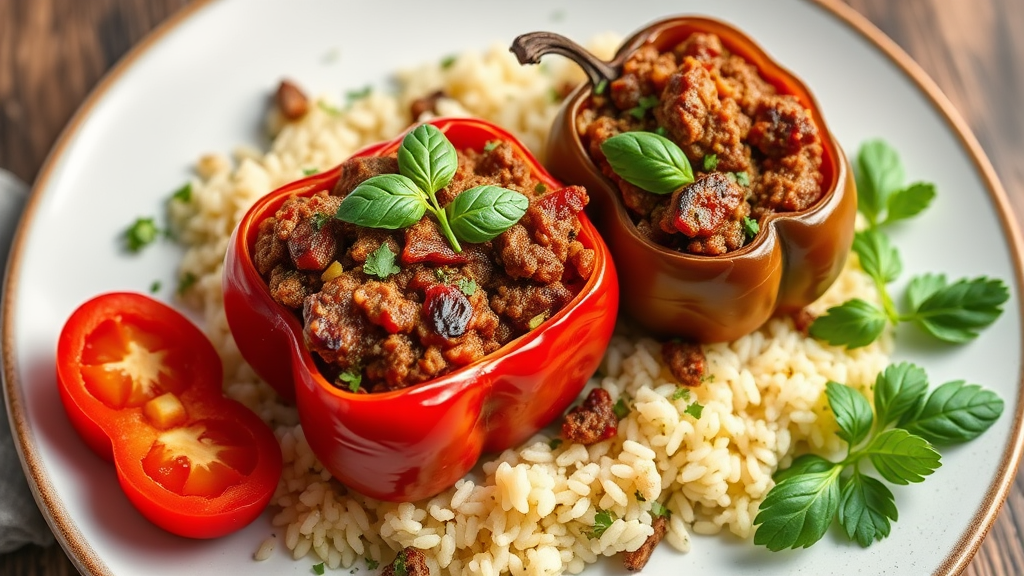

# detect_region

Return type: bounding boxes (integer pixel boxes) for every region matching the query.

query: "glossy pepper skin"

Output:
[223,117,619,502]
[55,292,283,539]
[543,17,857,343]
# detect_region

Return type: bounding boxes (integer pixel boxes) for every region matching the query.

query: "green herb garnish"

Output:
[702,154,718,171]
[317,101,342,116]
[337,124,527,252]
[650,501,672,519]
[670,387,690,401]
[303,167,320,176]
[743,216,759,240]
[338,370,362,393]
[593,79,608,96]
[600,131,694,195]
[392,550,407,576]
[588,509,615,538]
[683,402,704,419]
[170,182,192,203]
[312,562,326,575]
[483,140,500,152]
[734,171,750,187]
[456,278,477,296]
[310,212,330,232]
[176,272,197,295]
[125,217,160,252]
[346,86,372,103]
[440,55,457,69]
[627,94,660,120]
[809,140,1008,347]
[549,438,563,450]
[363,244,400,280]
[753,362,1002,550]
[534,182,547,194]
[365,558,379,570]
[528,312,548,330]
[613,396,630,419]
[149,281,161,294]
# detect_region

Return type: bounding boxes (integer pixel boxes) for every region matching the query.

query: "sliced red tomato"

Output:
[56,292,282,539]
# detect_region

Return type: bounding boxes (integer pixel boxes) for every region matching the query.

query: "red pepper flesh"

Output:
[223,117,619,502]
[56,292,283,538]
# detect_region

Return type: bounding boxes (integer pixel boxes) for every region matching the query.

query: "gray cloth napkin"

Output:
[0,169,54,552]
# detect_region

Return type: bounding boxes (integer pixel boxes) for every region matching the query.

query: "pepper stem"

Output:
[510,31,618,88]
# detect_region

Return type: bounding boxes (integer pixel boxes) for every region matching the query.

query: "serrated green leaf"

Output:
[909,277,1009,342]
[874,362,929,429]
[446,185,529,243]
[753,467,841,551]
[905,273,948,312]
[863,428,941,485]
[336,174,427,229]
[884,182,935,224]
[852,229,902,285]
[809,298,888,349]
[600,131,694,194]
[856,140,905,226]
[363,244,400,280]
[398,123,458,193]
[838,470,898,547]
[900,380,1004,445]
[826,382,874,447]
[773,453,836,483]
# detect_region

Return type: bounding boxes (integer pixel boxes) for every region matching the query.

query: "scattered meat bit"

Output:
[382,547,429,576]
[562,388,618,445]
[662,341,706,387]
[275,80,309,121]
[623,514,669,571]
[791,307,816,335]
[410,89,447,120]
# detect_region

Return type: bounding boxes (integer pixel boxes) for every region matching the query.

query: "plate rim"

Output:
[3,0,1022,574]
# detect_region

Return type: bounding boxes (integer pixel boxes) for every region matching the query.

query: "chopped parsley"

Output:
[149,280,161,294]
[363,244,400,280]
[456,278,477,297]
[440,54,457,69]
[743,216,760,240]
[627,94,660,120]
[589,509,615,538]
[434,268,450,282]
[549,438,563,450]
[684,402,705,419]
[176,272,198,295]
[483,140,500,152]
[651,501,672,518]
[528,312,548,330]
[338,371,362,393]
[125,217,160,252]
[392,550,408,576]
[310,212,330,232]
[593,79,608,96]
[654,126,668,137]
[312,562,326,575]
[613,396,630,419]
[734,171,750,187]
[534,182,548,194]
[365,558,379,570]
[303,167,320,176]
[345,86,372,103]
[170,182,192,203]
[703,154,718,171]
[671,387,691,401]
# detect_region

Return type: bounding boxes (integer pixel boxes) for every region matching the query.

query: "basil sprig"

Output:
[753,362,1003,550]
[336,124,528,252]
[600,131,694,194]
[810,140,1008,347]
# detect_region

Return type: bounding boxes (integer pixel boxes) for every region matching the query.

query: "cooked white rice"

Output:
[169,37,891,575]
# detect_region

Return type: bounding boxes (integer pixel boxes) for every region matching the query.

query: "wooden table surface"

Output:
[1,0,1022,574]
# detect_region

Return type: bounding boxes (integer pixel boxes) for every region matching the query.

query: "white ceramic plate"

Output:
[5,0,1022,574]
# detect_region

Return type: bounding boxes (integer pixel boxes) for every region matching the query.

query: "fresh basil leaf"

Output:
[905,273,947,311]
[336,174,427,229]
[600,131,694,194]
[809,299,888,349]
[363,244,400,280]
[826,382,874,447]
[899,380,1004,445]
[884,182,935,224]
[398,123,458,193]
[753,467,841,551]
[852,229,902,285]
[856,140,905,226]
[773,454,836,483]
[908,276,1009,342]
[873,362,929,429]
[446,185,528,243]
[863,428,940,485]
[838,470,898,547]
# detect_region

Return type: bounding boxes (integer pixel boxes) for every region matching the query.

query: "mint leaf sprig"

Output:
[809,140,1009,348]
[335,124,529,253]
[753,362,1004,550]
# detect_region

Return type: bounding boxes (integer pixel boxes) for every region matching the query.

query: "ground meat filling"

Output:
[254,142,595,392]
[579,32,825,256]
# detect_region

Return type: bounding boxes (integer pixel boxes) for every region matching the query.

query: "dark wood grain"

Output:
[1,0,1022,574]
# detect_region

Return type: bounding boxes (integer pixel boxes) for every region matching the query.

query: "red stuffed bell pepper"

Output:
[223,117,618,502]
[56,292,282,538]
